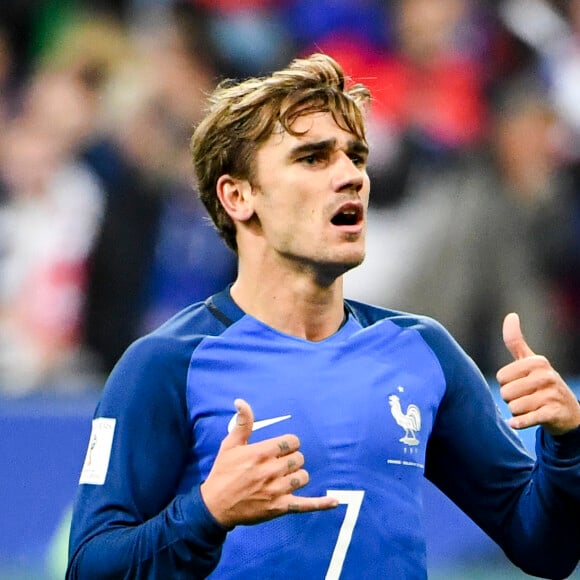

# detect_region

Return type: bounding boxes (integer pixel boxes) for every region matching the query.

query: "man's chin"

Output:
[342,256,365,275]
[318,253,365,283]
[341,246,366,270]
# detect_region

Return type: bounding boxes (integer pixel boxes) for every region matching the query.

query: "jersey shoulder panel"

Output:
[345,298,459,363]
[345,299,493,425]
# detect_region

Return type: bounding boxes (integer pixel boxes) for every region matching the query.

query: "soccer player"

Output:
[67,54,580,579]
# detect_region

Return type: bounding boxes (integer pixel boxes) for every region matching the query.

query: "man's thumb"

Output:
[223,398,254,448]
[503,312,535,360]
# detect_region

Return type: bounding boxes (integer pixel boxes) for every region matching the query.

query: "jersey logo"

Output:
[227,413,292,434]
[79,417,116,485]
[388,394,421,446]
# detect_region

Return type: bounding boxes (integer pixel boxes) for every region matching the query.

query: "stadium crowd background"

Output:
[1,0,580,393]
[1,1,580,578]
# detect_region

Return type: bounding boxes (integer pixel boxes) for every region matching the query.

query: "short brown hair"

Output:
[190,53,371,252]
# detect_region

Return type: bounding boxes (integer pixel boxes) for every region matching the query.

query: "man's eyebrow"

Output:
[289,138,369,158]
[289,138,337,158]
[347,140,369,158]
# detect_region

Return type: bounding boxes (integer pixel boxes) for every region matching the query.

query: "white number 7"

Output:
[325,490,365,580]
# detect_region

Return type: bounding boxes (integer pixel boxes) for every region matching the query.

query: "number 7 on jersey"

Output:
[325,490,365,580]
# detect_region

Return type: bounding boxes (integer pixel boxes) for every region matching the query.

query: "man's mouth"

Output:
[331,203,364,227]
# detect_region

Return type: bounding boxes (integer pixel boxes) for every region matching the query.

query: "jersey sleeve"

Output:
[418,316,580,580]
[66,334,228,579]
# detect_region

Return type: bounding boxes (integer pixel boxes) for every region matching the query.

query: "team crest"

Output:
[388,393,421,446]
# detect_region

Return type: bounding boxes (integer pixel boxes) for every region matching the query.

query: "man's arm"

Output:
[66,335,229,579]
[421,315,580,580]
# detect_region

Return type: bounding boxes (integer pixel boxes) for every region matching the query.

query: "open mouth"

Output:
[331,203,363,227]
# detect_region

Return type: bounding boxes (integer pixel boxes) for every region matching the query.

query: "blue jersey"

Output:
[67,287,580,579]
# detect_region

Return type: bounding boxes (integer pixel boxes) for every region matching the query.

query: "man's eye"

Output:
[301,154,319,165]
[350,154,366,167]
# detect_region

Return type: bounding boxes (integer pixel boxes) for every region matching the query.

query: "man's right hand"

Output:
[200,398,338,528]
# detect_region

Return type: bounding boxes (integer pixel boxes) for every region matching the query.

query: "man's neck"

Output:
[230,274,346,342]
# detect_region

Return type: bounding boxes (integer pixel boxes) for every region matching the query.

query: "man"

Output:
[67,53,580,579]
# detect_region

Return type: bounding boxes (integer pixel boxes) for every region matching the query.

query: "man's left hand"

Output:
[496,312,580,436]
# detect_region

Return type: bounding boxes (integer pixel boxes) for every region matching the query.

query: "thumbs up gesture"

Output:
[496,313,580,435]
[200,399,338,528]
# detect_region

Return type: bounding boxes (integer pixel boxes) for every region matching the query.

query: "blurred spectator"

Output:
[0,109,104,394]
[185,0,294,77]
[378,0,486,141]
[494,0,580,372]
[82,4,237,373]
[498,0,580,153]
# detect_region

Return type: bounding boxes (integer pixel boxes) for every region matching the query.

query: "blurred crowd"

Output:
[0,0,580,395]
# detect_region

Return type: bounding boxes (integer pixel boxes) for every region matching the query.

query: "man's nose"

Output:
[333,152,364,193]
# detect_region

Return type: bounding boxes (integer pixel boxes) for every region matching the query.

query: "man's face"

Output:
[249,111,370,281]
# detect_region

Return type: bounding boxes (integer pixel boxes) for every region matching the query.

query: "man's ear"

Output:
[216,175,255,222]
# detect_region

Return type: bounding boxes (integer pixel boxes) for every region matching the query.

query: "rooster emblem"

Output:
[388,394,421,446]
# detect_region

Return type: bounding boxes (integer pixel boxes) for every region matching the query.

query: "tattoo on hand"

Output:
[278,440,290,453]
[288,503,300,513]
